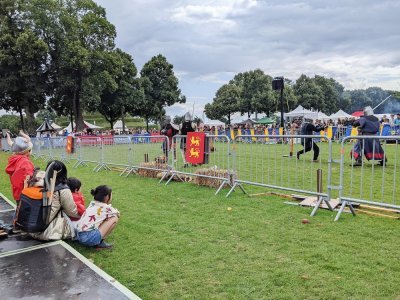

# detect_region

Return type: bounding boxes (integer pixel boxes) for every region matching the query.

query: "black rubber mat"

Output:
[0,243,131,299]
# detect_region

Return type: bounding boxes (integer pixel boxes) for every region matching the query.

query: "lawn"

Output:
[1,151,400,299]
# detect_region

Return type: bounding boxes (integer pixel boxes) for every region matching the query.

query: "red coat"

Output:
[70,191,86,221]
[5,155,34,201]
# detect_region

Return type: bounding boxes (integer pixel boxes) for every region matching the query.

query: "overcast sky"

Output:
[95,0,400,118]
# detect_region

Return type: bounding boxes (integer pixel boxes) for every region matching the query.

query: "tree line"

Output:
[205,70,399,125]
[0,0,185,132]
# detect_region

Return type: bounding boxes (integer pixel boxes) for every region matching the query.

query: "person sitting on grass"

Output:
[75,185,120,249]
[67,177,86,221]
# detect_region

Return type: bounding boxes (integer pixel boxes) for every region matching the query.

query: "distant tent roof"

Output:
[256,117,276,124]
[113,120,123,129]
[36,120,56,132]
[236,118,256,125]
[64,121,102,132]
[352,111,364,117]
[50,122,62,129]
[329,109,352,119]
[284,105,314,118]
[303,111,330,120]
[204,118,225,128]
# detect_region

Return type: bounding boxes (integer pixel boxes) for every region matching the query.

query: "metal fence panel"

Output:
[229,134,333,207]
[168,135,232,194]
[335,135,400,220]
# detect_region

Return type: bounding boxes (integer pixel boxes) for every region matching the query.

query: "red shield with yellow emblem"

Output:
[185,132,205,164]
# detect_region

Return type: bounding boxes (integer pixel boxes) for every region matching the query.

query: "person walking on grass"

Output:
[75,185,120,249]
[296,118,326,162]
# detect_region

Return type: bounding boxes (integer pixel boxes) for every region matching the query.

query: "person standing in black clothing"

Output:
[297,118,325,161]
[179,112,197,167]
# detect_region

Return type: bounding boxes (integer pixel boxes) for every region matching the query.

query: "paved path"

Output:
[0,193,140,299]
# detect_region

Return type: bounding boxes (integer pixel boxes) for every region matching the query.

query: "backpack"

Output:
[15,184,68,233]
[14,163,68,233]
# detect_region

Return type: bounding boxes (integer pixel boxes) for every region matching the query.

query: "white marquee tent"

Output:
[284,105,314,118]
[63,121,101,133]
[329,109,352,120]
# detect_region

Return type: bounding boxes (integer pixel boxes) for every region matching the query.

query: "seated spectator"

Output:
[30,160,80,241]
[75,185,120,249]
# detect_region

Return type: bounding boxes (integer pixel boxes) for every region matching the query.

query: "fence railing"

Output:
[228,134,334,214]
[10,133,396,221]
[335,135,400,221]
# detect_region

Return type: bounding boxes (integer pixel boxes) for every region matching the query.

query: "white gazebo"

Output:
[284,105,314,118]
[329,109,352,120]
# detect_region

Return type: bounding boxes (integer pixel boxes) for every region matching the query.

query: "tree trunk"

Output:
[109,121,113,130]
[228,114,231,125]
[24,107,35,134]
[18,107,25,132]
[69,109,74,132]
[73,75,84,131]
[146,118,149,132]
[121,106,126,133]
[247,112,250,119]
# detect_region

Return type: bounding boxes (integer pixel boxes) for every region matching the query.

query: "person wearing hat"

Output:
[296,118,325,161]
[160,115,178,157]
[351,106,387,166]
[5,131,35,202]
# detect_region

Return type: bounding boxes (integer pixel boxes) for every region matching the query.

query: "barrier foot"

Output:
[334,200,356,221]
[119,167,129,176]
[310,197,333,217]
[73,160,88,168]
[165,173,176,185]
[215,180,230,196]
[226,182,246,198]
[159,170,170,183]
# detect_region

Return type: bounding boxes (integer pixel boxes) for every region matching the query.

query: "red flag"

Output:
[185,132,206,164]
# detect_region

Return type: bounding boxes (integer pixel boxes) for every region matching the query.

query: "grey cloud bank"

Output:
[95,0,400,117]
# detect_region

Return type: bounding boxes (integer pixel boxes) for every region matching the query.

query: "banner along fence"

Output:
[335,135,400,221]
[168,135,232,194]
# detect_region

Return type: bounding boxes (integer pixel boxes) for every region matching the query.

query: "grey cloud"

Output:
[95,0,400,112]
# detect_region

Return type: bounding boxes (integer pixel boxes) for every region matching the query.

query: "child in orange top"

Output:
[67,177,86,221]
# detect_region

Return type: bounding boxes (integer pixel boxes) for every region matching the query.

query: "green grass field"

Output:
[1,150,400,299]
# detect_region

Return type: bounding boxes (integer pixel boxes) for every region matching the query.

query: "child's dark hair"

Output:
[91,185,112,202]
[67,177,81,192]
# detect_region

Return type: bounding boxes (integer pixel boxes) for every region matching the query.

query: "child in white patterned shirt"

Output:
[75,185,120,249]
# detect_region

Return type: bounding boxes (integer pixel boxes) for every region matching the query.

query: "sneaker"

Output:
[353,160,362,166]
[95,240,113,250]
[312,159,319,163]
[296,153,300,160]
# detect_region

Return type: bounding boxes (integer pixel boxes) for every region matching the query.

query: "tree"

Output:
[348,89,372,112]
[293,74,324,111]
[140,54,186,126]
[230,69,276,118]
[314,75,340,114]
[88,48,139,130]
[0,0,48,132]
[30,0,116,131]
[205,84,240,125]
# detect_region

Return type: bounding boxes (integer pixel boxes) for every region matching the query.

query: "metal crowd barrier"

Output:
[121,135,170,177]
[228,134,334,215]
[167,135,232,195]
[335,135,400,221]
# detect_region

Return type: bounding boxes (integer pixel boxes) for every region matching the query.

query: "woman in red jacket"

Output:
[5,131,35,202]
